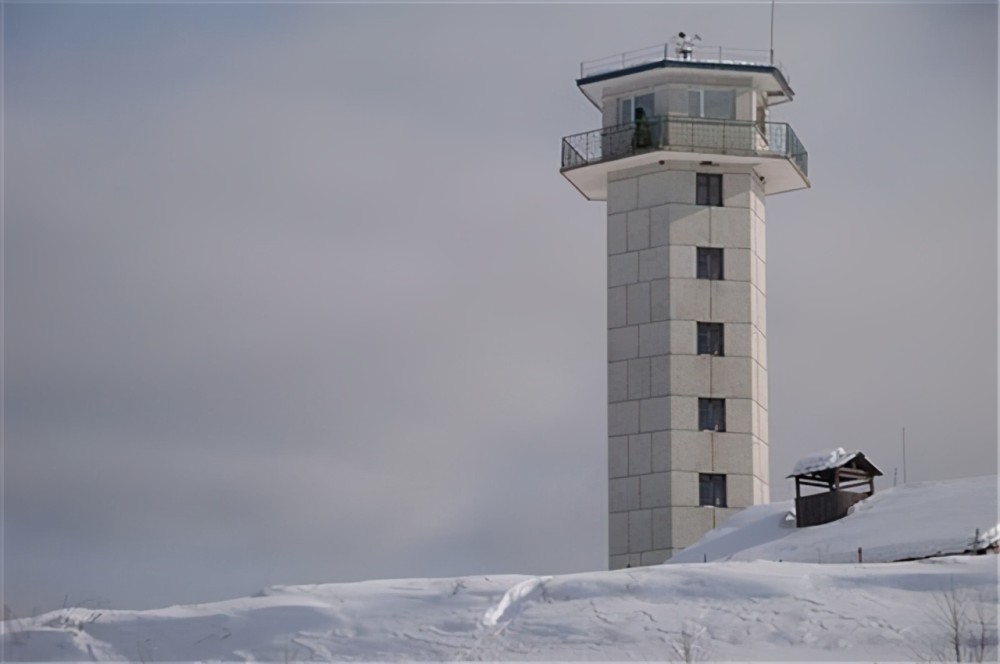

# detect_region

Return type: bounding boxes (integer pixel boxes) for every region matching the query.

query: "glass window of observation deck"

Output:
[688,89,735,120]
[618,93,654,124]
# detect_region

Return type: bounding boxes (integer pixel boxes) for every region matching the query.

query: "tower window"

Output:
[699,473,727,507]
[619,93,655,125]
[696,173,723,206]
[696,247,724,280]
[698,398,726,432]
[688,89,735,120]
[697,322,724,356]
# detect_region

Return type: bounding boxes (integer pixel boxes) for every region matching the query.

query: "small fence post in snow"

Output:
[703,553,707,563]
[857,547,863,563]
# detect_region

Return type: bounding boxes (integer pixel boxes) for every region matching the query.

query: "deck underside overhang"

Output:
[562,149,809,199]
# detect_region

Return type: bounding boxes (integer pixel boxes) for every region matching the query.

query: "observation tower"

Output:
[560,36,810,567]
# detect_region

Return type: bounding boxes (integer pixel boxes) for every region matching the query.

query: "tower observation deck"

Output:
[561,41,809,200]
[560,37,810,569]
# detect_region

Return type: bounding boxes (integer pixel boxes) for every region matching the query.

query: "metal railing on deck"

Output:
[560,116,808,177]
[580,42,787,81]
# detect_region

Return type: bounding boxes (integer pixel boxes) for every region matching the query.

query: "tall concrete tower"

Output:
[560,38,809,568]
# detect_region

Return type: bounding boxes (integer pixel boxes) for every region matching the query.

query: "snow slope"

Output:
[3,477,997,662]
[671,474,999,564]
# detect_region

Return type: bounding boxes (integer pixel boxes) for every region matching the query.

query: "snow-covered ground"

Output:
[3,476,997,662]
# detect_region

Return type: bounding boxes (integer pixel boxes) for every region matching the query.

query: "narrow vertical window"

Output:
[697,322,724,356]
[619,98,632,125]
[696,247,724,280]
[699,473,727,507]
[698,398,726,432]
[696,173,723,206]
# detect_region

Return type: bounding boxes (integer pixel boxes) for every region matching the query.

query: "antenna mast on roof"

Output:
[769,0,776,65]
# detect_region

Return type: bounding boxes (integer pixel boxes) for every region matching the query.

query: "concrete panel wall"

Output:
[735,89,753,123]
[671,431,714,471]
[602,99,618,128]
[607,162,769,570]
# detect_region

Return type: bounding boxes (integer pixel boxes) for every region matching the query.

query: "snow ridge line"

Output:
[481,576,553,627]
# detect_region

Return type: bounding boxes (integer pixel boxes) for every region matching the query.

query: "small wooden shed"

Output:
[787,449,883,528]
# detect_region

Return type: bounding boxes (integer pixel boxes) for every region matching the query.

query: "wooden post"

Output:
[902,427,907,483]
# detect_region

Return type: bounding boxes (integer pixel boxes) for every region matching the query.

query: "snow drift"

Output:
[3,476,997,662]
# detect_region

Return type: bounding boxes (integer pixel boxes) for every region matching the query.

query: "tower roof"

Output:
[576,42,794,109]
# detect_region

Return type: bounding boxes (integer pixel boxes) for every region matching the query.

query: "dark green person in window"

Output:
[632,107,652,150]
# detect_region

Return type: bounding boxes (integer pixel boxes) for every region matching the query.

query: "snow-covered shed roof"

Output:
[787,447,883,479]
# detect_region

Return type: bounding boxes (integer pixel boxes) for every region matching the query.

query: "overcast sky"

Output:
[4,1,997,614]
